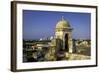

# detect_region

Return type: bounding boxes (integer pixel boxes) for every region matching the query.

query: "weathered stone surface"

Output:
[55,17,73,53]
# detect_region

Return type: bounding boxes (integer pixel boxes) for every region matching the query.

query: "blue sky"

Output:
[23,10,91,40]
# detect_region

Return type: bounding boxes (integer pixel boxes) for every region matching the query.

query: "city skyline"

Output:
[23,10,91,40]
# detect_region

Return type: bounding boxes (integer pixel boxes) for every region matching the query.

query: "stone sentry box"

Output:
[55,16,73,53]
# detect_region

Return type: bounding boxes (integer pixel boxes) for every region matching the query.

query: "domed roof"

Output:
[56,16,70,29]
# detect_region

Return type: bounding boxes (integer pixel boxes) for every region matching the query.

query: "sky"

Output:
[23,10,91,40]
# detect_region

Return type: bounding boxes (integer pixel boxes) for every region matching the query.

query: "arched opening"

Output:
[56,38,63,52]
[65,34,69,52]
